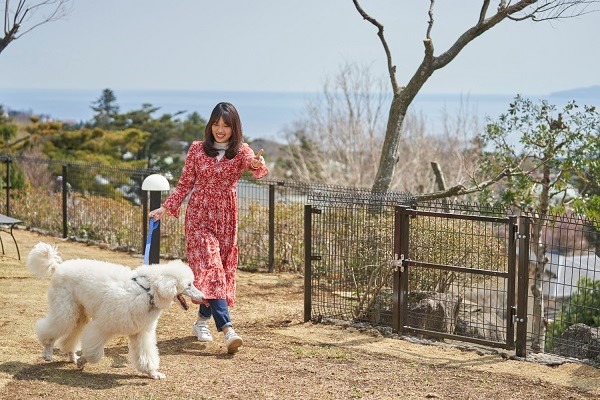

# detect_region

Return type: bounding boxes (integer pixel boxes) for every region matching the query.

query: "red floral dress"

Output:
[162,141,268,306]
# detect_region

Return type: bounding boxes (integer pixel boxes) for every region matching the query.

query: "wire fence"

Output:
[2,154,599,361]
[0,154,307,272]
[304,192,599,361]
[532,212,600,360]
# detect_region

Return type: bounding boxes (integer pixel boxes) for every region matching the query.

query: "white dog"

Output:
[27,242,204,379]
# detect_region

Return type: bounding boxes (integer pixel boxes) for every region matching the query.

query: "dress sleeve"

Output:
[162,141,199,217]
[242,143,268,179]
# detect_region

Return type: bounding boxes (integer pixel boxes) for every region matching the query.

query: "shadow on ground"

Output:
[0,360,144,390]
[0,334,241,391]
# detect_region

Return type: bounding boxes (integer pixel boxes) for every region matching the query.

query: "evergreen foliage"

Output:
[547,277,600,349]
[2,89,207,173]
[479,96,600,219]
[91,88,119,128]
[0,105,18,146]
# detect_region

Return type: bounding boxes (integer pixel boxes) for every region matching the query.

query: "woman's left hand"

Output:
[251,149,264,169]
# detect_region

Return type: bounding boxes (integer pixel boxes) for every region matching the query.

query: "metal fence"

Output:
[0,154,311,272]
[532,212,600,360]
[2,154,153,252]
[3,154,599,361]
[305,194,600,361]
[2,155,398,273]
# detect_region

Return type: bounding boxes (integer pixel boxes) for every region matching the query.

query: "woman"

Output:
[149,102,268,353]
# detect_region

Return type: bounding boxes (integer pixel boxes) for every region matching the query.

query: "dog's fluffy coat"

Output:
[27,242,204,379]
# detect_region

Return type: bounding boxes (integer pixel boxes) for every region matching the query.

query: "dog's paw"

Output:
[149,371,166,380]
[76,357,87,370]
[68,352,79,363]
[42,346,53,362]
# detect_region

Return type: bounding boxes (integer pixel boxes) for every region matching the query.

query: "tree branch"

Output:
[508,0,598,21]
[352,0,399,93]
[355,0,598,79]
[414,167,513,201]
[479,0,492,24]
[1,1,72,54]
[430,161,447,191]
[426,0,435,39]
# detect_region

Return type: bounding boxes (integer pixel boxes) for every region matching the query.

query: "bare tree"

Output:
[282,63,388,187]
[1,0,72,54]
[282,63,483,194]
[352,0,598,193]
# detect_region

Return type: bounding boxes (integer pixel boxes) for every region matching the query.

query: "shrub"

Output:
[547,277,600,350]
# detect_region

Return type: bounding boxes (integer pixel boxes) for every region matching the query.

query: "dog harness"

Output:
[132,277,155,308]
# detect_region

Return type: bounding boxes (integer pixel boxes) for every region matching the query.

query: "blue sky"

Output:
[0,0,598,95]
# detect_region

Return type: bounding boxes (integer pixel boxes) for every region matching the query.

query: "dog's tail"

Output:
[26,242,63,277]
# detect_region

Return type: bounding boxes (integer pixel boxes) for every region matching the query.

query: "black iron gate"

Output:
[392,206,522,351]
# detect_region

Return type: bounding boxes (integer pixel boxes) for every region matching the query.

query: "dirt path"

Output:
[0,229,599,399]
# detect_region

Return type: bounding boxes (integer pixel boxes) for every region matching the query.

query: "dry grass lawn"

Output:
[0,229,599,399]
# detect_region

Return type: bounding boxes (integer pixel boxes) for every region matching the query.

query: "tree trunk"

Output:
[530,163,551,353]
[371,93,408,193]
[431,161,449,212]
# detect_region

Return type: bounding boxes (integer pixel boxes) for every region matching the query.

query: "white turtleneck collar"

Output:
[213,142,229,161]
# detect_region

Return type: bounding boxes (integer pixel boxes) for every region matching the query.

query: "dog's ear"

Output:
[151,275,178,309]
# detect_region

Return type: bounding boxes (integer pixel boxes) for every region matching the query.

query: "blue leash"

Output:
[143,217,160,265]
[143,216,189,311]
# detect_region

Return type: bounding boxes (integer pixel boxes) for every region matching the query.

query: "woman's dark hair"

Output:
[203,102,242,159]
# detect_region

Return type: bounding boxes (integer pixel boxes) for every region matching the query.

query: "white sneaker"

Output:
[192,320,213,342]
[224,329,243,354]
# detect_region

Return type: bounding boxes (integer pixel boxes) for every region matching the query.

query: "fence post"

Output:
[392,206,402,332]
[304,204,312,322]
[268,183,275,272]
[392,206,411,333]
[62,165,68,238]
[516,215,530,358]
[398,206,410,334]
[506,215,518,349]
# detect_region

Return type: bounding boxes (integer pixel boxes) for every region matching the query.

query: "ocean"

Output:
[0,88,596,142]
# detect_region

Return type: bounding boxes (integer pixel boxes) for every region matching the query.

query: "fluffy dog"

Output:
[27,242,204,379]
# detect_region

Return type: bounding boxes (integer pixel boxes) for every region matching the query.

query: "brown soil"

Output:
[0,229,599,400]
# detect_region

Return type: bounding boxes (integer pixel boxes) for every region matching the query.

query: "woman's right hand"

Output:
[149,206,166,221]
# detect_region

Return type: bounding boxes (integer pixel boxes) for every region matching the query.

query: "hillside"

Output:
[248,137,287,163]
[549,85,600,99]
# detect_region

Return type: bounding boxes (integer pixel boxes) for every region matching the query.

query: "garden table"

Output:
[0,214,22,260]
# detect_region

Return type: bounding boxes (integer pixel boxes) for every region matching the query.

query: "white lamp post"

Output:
[142,174,170,264]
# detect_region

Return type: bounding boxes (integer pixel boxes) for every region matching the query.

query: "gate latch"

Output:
[388,254,406,272]
[510,306,524,325]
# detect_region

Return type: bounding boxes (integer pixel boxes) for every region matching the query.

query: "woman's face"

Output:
[212,117,233,143]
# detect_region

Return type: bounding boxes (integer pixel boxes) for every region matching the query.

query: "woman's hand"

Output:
[250,149,265,169]
[149,206,166,221]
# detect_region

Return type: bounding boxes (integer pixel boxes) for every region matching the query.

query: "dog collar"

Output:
[132,277,155,307]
